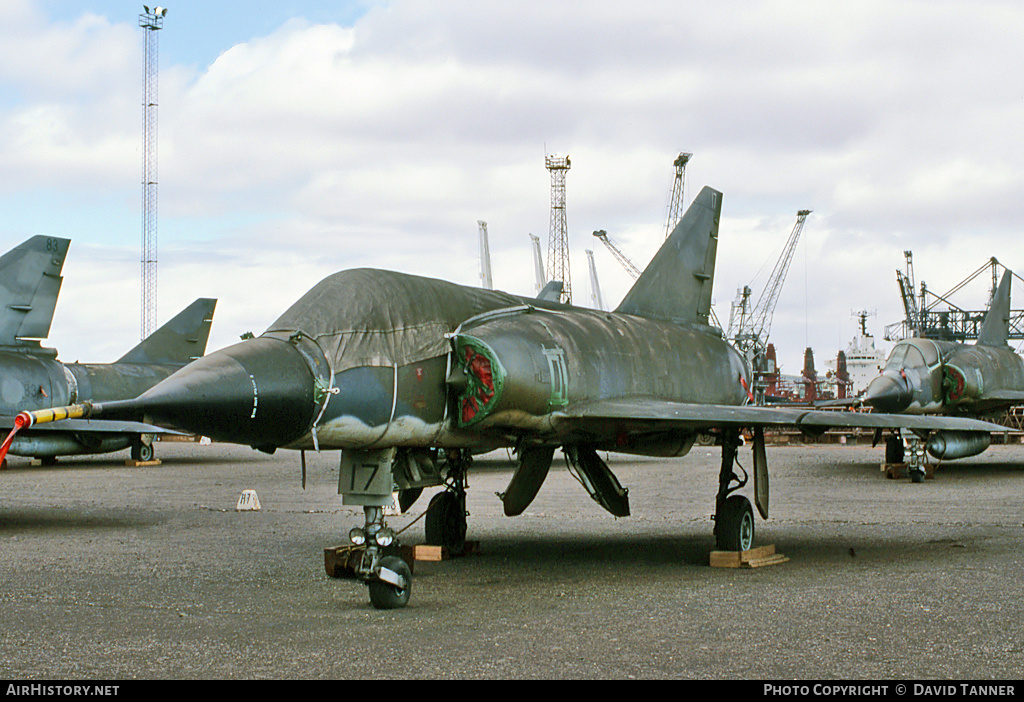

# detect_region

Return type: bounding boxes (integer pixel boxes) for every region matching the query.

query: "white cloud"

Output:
[2,0,1023,374]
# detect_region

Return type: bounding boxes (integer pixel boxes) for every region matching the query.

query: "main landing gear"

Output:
[424,449,470,555]
[714,428,756,552]
[881,432,928,483]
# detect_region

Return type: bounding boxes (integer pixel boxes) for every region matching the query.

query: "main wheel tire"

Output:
[368,555,412,609]
[131,440,154,462]
[424,491,467,554]
[716,495,755,552]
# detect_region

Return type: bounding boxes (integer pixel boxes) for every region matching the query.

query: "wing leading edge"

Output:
[553,399,1007,434]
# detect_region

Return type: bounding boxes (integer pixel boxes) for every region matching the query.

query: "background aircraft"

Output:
[862,270,1024,479]
[0,235,216,464]
[0,190,1004,608]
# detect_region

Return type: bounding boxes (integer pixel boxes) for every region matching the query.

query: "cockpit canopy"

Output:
[883,338,940,371]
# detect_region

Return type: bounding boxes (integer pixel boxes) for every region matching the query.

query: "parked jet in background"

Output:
[0,190,1004,608]
[862,270,1024,479]
[0,235,216,464]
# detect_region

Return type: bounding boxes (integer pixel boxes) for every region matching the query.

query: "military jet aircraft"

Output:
[0,235,216,464]
[0,189,1004,609]
[861,270,1024,480]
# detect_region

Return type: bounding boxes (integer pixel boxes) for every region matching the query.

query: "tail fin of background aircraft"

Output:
[0,236,71,345]
[116,298,217,365]
[976,271,1012,347]
[613,186,722,326]
[536,280,564,302]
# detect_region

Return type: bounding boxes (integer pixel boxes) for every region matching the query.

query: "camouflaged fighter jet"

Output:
[861,270,1024,481]
[0,235,216,464]
[0,188,1006,609]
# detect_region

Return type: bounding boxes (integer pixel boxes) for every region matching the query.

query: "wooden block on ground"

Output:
[125,459,162,467]
[710,544,788,569]
[881,463,935,479]
[410,545,446,562]
[408,541,481,562]
[324,545,359,579]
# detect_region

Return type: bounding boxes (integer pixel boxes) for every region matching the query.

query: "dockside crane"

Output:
[728,209,812,402]
[592,229,641,280]
[478,221,493,290]
[884,255,1024,343]
[663,152,692,239]
[529,234,545,294]
[585,249,605,311]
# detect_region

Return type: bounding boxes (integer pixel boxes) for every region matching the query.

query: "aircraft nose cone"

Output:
[137,336,319,449]
[863,373,912,414]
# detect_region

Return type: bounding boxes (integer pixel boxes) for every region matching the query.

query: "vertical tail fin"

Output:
[977,270,1012,347]
[0,236,71,345]
[116,298,217,365]
[613,186,722,325]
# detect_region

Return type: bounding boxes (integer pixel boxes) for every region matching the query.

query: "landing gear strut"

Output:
[714,429,755,551]
[336,448,412,609]
[349,505,411,609]
[905,436,927,483]
[425,449,470,554]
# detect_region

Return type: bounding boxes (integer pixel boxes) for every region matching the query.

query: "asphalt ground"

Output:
[1,439,1023,681]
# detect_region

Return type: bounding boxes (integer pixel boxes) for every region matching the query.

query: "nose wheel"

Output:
[367,555,412,609]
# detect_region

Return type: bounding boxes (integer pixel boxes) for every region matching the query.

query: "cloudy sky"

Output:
[2,0,1022,380]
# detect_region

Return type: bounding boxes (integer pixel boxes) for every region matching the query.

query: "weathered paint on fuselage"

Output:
[451,306,750,439]
[296,355,504,452]
[0,347,186,457]
[285,297,749,453]
[943,342,1024,412]
[0,348,185,416]
[865,337,1024,417]
[266,278,748,454]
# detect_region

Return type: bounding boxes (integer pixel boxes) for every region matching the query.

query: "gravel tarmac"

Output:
[1,440,1022,680]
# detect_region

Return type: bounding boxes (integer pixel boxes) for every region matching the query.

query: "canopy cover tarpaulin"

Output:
[265,268,525,372]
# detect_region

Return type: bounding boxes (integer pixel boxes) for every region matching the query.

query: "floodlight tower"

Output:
[545,154,571,304]
[139,6,167,340]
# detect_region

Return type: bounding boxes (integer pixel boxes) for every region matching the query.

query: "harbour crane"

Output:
[592,229,641,280]
[585,249,605,311]
[728,209,812,402]
[478,221,493,290]
[529,234,545,294]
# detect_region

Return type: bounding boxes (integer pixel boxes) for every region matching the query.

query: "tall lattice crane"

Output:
[585,250,605,311]
[477,221,493,289]
[894,250,920,337]
[663,152,692,239]
[591,230,641,280]
[529,234,545,294]
[728,209,812,400]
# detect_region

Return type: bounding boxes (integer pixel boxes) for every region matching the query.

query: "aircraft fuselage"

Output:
[865,337,1024,417]
[0,346,184,457]
[125,273,750,458]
